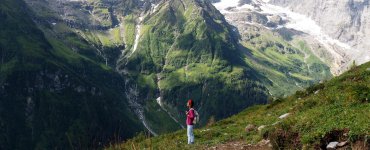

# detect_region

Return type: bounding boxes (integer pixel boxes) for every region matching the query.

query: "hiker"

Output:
[186,99,195,144]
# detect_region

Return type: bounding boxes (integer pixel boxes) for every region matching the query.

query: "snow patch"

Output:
[213,0,239,11]
[213,0,255,13]
[151,3,160,13]
[156,97,163,107]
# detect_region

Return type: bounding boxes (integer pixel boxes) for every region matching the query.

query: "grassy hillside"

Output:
[0,0,143,149]
[240,27,332,97]
[112,62,370,149]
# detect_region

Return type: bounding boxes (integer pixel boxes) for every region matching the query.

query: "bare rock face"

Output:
[268,15,283,25]
[269,0,370,65]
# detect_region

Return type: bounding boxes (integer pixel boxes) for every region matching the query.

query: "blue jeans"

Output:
[187,125,194,144]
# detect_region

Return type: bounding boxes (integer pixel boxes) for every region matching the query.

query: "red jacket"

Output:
[186,108,195,125]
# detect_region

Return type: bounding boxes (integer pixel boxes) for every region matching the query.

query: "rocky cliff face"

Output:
[269,0,370,70]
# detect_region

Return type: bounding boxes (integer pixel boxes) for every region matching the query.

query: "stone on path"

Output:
[326,141,339,150]
[279,113,290,119]
[257,125,266,131]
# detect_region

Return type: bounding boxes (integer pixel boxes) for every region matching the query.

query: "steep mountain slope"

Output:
[23,0,272,135]
[210,0,363,75]
[268,0,370,71]
[114,61,370,150]
[116,0,269,134]
[20,0,336,136]
[0,0,143,149]
[271,0,370,57]
[209,0,334,96]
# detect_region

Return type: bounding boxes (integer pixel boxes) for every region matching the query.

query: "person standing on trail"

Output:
[186,99,195,144]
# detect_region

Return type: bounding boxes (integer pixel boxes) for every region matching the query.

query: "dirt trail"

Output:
[207,140,272,150]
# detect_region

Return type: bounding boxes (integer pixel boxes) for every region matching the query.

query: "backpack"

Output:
[190,108,199,125]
